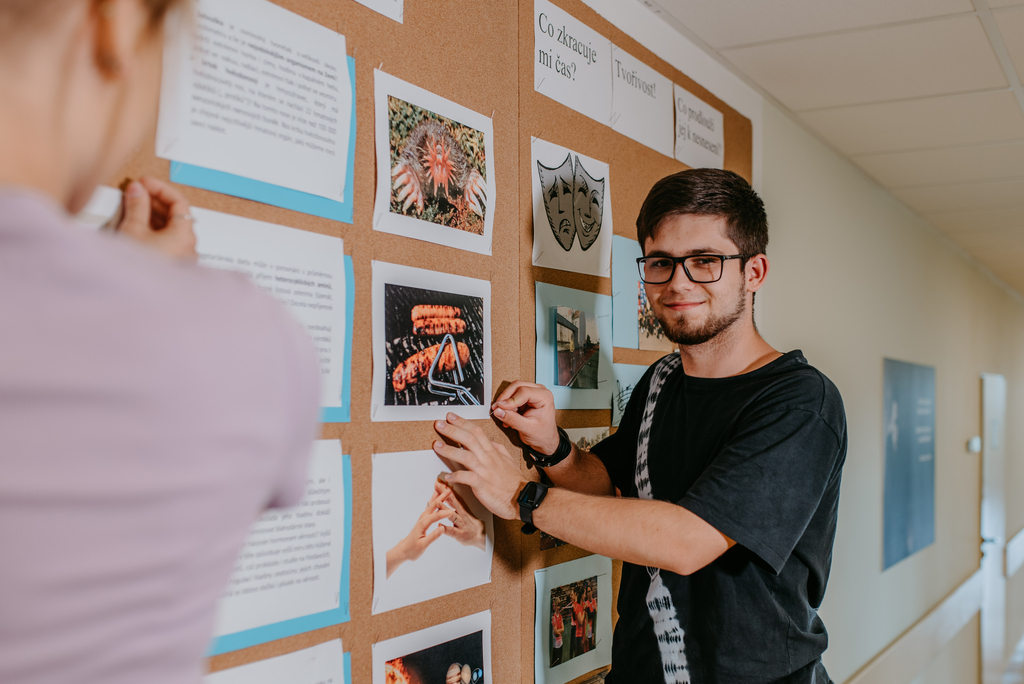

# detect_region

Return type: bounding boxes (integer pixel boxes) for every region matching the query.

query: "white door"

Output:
[981,372,1007,684]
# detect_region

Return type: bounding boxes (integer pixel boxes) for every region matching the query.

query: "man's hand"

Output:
[385,487,454,578]
[491,381,559,455]
[435,481,486,550]
[117,178,198,260]
[434,412,528,521]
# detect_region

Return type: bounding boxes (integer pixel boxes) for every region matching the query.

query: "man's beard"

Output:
[657,282,746,347]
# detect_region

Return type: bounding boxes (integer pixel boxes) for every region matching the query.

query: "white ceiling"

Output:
[646,0,1024,295]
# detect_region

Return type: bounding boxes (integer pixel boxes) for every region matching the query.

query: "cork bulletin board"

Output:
[115,0,751,681]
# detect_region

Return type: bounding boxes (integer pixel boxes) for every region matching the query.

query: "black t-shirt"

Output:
[591,350,847,684]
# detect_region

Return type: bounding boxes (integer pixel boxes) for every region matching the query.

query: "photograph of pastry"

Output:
[554,306,600,390]
[386,631,484,684]
[374,611,491,684]
[372,262,491,422]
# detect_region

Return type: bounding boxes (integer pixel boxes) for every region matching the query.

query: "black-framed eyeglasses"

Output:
[636,254,750,284]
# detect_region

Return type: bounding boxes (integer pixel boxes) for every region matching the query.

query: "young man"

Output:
[433,169,847,683]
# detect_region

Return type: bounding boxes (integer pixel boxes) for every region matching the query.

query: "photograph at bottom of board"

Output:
[373,611,492,684]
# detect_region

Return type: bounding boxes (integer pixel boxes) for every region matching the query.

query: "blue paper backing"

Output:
[612,235,642,349]
[321,255,355,423]
[171,55,357,224]
[207,454,353,656]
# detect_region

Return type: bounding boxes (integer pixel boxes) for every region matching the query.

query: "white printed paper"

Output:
[373,70,495,255]
[674,84,724,170]
[611,45,674,158]
[353,0,403,22]
[373,611,492,684]
[193,209,347,410]
[371,450,494,614]
[157,0,352,201]
[534,0,612,124]
[213,440,347,637]
[535,555,613,684]
[532,138,612,278]
[371,261,492,422]
[204,640,347,684]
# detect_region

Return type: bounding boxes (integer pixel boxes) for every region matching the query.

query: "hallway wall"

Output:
[758,102,1024,683]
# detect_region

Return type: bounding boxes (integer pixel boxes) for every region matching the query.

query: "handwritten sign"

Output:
[610,45,673,157]
[534,0,611,125]
[674,84,724,169]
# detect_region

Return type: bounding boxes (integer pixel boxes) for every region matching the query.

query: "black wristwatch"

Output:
[517,480,549,535]
[527,427,573,468]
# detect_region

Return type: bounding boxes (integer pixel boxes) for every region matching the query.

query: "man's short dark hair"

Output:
[636,169,768,263]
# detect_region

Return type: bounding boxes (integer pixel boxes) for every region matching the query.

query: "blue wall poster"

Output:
[882,358,936,569]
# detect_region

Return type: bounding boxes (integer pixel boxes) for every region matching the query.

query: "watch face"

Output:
[518,482,539,505]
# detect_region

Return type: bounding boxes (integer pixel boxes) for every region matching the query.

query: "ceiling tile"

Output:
[799,90,1024,156]
[853,141,1024,187]
[925,205,1024,234]
[721,15,1006,111]
[893,178,1024,213]
[994,7,1024,76]
[654,0,972,49]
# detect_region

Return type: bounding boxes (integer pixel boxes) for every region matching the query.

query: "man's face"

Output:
[538,154,576,250]
[573,157,605,251]
[643,214,748,347]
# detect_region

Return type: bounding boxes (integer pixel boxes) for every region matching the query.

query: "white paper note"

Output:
[192,208,346,410]
[353,0,403,22]
[531,138,612,278]
[213,440,347,637]
[371,450,494,614]
[611,44,674,158]
[674,84,725,170]
[534,0,612,124]
[157,0,352,201]
[205,639,347,684]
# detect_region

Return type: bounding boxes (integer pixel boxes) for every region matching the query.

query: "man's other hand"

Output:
[491,381,560,455]
[434,413,527,521]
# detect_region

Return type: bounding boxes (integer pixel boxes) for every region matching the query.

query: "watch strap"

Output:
[527,427,572,468]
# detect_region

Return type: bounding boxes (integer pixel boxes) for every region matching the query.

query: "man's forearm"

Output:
[542,443,615,496]
[530,487,733,576]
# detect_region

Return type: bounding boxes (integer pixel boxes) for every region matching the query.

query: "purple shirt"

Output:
[0,189,321,684]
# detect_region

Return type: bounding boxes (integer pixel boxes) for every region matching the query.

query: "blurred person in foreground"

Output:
[0,2,321,683]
